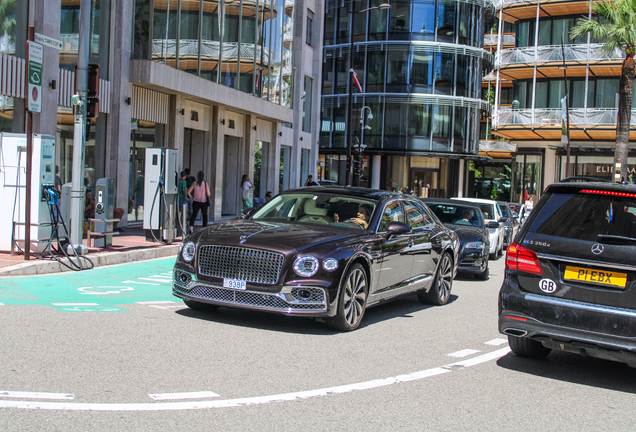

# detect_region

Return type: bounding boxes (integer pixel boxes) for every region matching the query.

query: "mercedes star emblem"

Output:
[591,243,604,255]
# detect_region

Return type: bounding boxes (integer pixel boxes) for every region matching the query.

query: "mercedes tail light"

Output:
[505,242,543,275]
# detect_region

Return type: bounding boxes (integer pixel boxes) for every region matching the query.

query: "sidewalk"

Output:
[0,225,183,277]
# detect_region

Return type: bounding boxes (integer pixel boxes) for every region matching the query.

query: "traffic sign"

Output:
[35,32,63,50]
[27,41,43,113]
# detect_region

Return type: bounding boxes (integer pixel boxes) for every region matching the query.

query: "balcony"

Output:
[152,39,271,66]
[492,0,590,22]
[495,43,624,80]
[484,33,515,50]
[492,107,636,140]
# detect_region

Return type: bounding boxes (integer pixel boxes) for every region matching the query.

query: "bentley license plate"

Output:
[563,266,627,288]
[223,278,247,290]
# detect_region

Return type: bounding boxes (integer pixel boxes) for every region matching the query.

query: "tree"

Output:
[571,0,636,181]
[0,0,16,46]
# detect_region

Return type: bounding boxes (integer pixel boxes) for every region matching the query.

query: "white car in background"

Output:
[452,197,506,259]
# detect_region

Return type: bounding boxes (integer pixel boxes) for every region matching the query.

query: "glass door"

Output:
[410,169,439,198]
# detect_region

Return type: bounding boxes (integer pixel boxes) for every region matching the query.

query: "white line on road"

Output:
[0,347,510,411]
[447,349,480,358]
[135,301,179,305]
[121,280,159,286]
[52,303,99,306]
[138,278,171,283]
[148,391,221,401]
[484,338,508,346]
[0,391,74,400]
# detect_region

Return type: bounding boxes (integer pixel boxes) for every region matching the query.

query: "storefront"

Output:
[555,147,636,183]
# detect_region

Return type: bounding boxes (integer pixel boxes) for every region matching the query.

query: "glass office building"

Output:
[320,0,491,197]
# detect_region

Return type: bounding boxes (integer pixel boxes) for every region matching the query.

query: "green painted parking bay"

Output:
[0,258,177,311]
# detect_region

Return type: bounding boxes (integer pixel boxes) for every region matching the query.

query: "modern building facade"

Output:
[489,0,636,203]
[2,0,322,228]
[319,0,491,198]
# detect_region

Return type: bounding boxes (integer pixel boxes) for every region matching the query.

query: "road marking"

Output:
[0,347,510,411]
[485,338,508,346]
[122,280,160,286]
[0,391,74,400]
[138,278,171,283]
[447,349,480,358]
[136,301,178,305]
[52,303,99,306]
[78,286,134,295]
[148,391,220,401]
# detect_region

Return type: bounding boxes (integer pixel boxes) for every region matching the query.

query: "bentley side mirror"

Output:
[240,207,256,219]
[386,221,412,238]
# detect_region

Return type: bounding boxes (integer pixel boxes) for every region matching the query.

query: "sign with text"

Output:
[27,41,43,113]
[35,32,63,50]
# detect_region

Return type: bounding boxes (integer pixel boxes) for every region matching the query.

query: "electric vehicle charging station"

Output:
[0,133,56,253]
[93,177,115,247]
[143,148,179,243]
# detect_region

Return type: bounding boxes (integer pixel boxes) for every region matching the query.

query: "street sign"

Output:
[35,32,63,50]
[27,41,43,113]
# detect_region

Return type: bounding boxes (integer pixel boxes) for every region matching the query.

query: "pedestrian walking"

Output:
[241,174,254,209]
[185,168,195,218]
[188,171,210,231]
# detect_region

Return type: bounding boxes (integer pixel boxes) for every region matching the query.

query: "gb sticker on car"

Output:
[539,278,557,294]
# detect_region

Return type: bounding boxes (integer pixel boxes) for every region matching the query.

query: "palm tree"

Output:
[0,0,16,45]
[571,0,636,181]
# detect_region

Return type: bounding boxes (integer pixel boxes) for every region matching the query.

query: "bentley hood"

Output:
[196,219,361,253]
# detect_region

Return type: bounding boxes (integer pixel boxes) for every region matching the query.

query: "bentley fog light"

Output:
[293,255,319,277]
[182,241,196,262]
[322,258,339,272]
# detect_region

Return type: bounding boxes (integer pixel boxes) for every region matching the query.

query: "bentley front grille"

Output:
[174,284,326,312]
[198,245,284,285]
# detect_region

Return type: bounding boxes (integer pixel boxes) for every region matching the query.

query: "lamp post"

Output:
[354,106,373,186]
[560,41,571,178]
[345,2,390,187]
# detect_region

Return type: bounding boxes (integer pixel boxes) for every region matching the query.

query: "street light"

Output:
[353,106,373,186]
[345,2,391,187]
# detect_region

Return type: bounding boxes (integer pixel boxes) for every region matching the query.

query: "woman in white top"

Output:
[241,174,254,209]
[187,171,210,231]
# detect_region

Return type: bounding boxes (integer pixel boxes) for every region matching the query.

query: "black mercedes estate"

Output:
[499,182,636,365]
[173,187,459,331]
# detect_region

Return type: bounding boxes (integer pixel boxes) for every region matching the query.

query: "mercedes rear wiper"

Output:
[597,234,636,244]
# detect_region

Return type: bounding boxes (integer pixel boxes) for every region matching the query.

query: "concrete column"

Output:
[106,0,133,227]
[210,106,225,222]
[167,94,185,153]
[31,1,61,137]
[269,125,280,195]
[457,159,465,197]
[372,155,381,189]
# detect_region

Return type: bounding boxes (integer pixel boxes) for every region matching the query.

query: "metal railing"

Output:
[484,33,515,46]
[493,107,636,128]
[479,140,517,151]
[496,43,624,67]
[152,40,271,64]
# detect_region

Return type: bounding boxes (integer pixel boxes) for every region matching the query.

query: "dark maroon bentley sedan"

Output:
[173,187,459,331]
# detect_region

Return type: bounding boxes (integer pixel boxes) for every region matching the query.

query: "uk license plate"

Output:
[223,278,247,290]
[563,266,627,288]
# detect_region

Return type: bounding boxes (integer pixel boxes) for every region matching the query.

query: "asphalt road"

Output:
[1,256,636,431]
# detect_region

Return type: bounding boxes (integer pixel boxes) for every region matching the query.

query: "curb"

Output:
[0,245,180,277]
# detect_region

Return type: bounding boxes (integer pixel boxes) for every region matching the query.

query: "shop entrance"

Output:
[512,152,543,204]
[410,169,440,198]
[183,128,206,176]
[222,135,241,216]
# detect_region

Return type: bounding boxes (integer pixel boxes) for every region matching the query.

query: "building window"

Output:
[306,10,314,47]
[303,76,313,132]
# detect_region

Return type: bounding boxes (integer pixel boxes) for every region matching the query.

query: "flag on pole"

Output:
[350,68,363,93]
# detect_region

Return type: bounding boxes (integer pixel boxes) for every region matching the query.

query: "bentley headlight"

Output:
[293,255,319,277]
[322,258,339,272]
[465,241,484,250]
[182,241,196,262]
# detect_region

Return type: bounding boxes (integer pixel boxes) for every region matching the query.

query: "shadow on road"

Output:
[175,293,458,334]
[497,350,636,393]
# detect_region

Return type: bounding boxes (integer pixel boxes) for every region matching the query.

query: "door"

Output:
[222,136,240,215]
[373,199,413,293]
[403,200,438,281]
[410,169,440,198]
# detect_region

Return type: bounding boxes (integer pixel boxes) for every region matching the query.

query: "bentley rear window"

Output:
[528,193,636,243]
